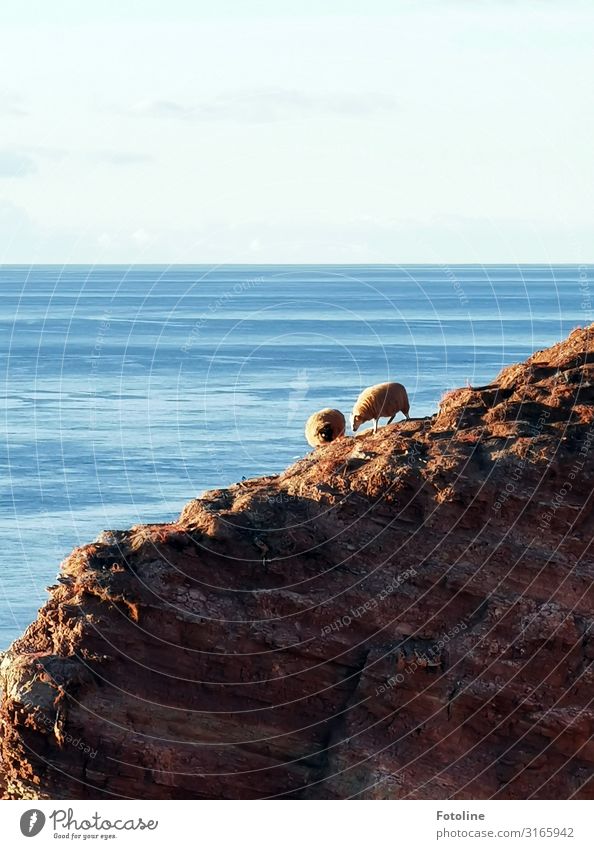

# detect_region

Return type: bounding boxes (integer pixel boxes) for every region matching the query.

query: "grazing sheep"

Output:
[305,408,346,447]
[351,382,410,433]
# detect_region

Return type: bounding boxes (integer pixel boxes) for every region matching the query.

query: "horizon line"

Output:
[1,262,593,269]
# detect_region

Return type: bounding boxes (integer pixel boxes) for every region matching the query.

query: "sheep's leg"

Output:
[373,419,379,433]
[386,413,395,425]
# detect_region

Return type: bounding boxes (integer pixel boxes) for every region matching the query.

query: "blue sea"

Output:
[1,264,592,648]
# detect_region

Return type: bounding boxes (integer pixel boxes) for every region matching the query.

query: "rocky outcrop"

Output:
[1,325,593,800]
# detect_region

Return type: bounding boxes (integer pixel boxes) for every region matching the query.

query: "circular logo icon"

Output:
[20,810,46,837]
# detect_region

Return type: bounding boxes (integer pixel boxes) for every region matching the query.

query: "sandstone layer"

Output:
[1,325,593,799]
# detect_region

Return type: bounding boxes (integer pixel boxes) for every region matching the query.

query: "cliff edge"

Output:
[1,325,593,799]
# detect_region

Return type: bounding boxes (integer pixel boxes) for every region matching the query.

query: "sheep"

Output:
[305,408,346,447]
[351,382,410,433]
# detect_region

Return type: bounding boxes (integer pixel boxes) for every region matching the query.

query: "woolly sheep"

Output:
[305,408,346,447]
[350,382,410,433]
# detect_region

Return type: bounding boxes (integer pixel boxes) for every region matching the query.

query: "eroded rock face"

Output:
[1,325,593,799]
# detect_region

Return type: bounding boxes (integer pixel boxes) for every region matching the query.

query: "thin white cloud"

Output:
[132,88,398,123]
[132,98,189,117]
[131,228,150,245]
[93,151,153,166]
[0,92,28,117]
[10,146,152,168]
[0,150,37,178]
[97,232,113,249]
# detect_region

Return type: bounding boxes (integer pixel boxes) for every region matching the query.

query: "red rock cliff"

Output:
[1,325,593,799]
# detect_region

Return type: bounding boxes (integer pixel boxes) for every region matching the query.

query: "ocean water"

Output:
[1,264,591,648]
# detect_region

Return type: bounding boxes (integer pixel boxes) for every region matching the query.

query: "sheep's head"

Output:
[350,412,363,432]
[317,423,334,443]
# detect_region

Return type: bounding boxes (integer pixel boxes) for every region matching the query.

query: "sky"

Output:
[1,1,593,264]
